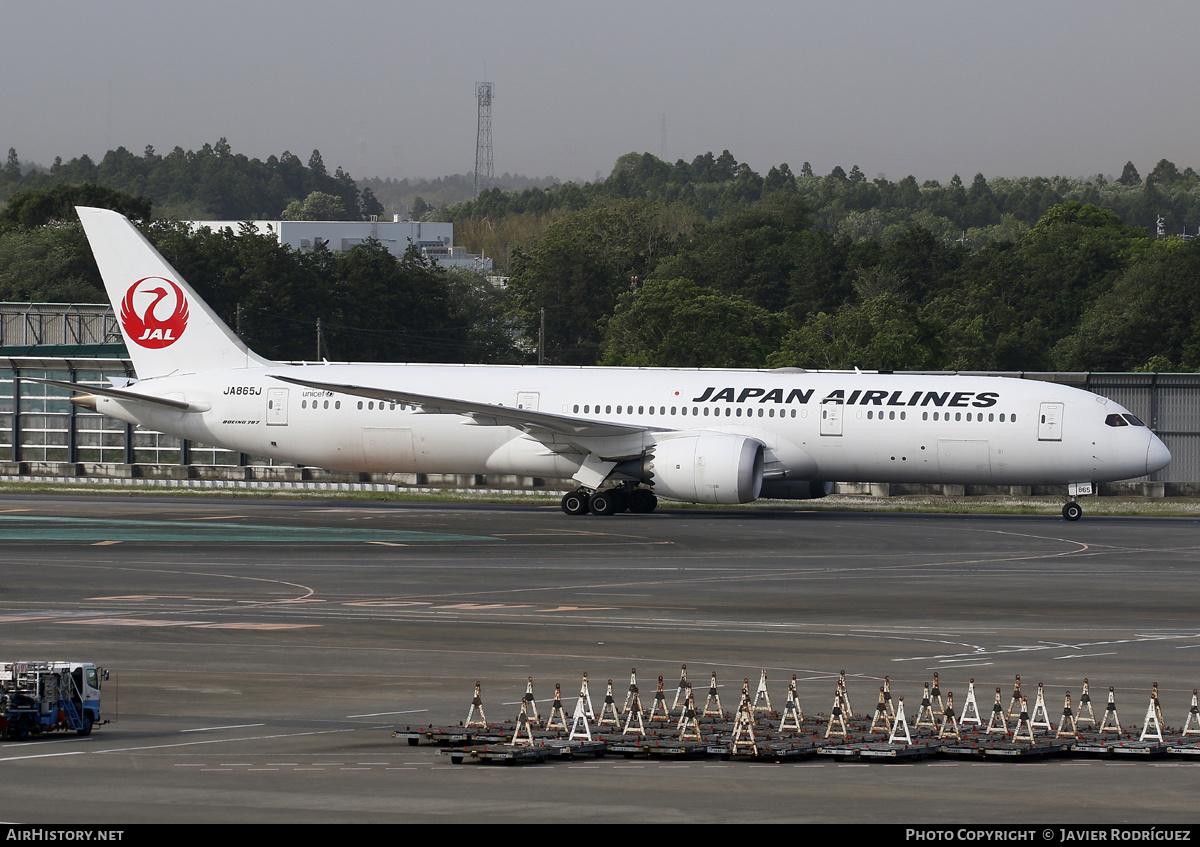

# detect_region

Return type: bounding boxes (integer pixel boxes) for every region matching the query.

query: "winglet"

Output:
[76,206,269,378]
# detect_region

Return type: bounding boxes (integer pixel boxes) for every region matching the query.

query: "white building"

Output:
[189,217,492,271]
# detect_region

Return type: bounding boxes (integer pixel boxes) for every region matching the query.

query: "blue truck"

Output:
[0,661,108,739]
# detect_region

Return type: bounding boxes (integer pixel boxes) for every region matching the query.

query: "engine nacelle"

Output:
[647,434,765,504]
[759,479,833,500]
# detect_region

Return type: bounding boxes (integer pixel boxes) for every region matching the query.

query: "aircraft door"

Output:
[820,400,843,436]
[516,392,540,411]
[361,427,416,470]
[1038,402,1063,441]
[266,388,289,425]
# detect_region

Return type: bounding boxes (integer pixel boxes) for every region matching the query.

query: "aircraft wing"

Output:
[268,374,666,438]
[22,377,194,411]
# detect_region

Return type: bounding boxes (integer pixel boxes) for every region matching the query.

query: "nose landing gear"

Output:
[1062,501,1083,521]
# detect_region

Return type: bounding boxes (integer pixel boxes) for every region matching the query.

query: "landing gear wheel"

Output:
[628,489,658,514]
[1062,501,1083,521]
[561,490,591,516]
[589,490,620,516]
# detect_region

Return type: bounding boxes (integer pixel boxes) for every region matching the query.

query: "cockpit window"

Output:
[1104,414,1128,427]
[1122,413,1146,427]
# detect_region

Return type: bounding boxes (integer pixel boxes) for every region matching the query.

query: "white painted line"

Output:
[182,723,266,733]
[1053,653,1116,660]
[0,750,87,762]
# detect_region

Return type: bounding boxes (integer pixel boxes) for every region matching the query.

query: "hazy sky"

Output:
[3,0,1196,184]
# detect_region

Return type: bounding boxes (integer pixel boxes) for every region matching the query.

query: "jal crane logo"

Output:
[120,277,189,349]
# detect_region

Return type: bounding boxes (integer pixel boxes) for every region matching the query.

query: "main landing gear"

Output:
[560,487,658,516]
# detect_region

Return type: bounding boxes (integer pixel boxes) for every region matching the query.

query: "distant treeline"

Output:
[0,141,380,221]
[2,142,1200,373]
[0,143,557,222]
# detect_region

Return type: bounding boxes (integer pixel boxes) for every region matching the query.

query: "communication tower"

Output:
[474,82,494,199]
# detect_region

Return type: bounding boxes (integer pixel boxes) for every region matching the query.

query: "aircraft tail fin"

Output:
[76,206,269,377]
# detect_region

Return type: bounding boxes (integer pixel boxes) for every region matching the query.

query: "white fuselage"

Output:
[90,364,1167,488]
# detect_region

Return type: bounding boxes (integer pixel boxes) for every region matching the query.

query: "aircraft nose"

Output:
[1146,434,1171,475]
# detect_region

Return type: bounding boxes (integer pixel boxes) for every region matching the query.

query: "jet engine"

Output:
[642,434,765,504]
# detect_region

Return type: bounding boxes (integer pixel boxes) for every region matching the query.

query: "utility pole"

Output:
[474,82,494,200]
[316,318,323,360]
[538,307,545,365]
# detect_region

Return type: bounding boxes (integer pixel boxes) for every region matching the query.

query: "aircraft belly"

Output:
[485,435,581,478]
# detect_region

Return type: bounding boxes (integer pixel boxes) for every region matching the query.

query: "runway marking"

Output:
[192,619,316,628]
[0,514,498,543]
[1054,652,1117,660]
[182,724,266,733]
[0,750,88,762]
[91,540,122,546]
[59,617,317,631]
[347,709,428,718]
[178,515,253,521]
[344,601,433,607]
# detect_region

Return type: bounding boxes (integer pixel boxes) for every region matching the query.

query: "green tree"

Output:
[1146,158,1181,188]
[1117,161,1141,186]
[1053,238,1200,370]
[3,148,20,182]
[507,200,684,363]
[282,191,352,220]
[0,184,151,230]
[602,278,789,367]
[0,223,104,302]
[358,186,385,219]
[769,294,940,371]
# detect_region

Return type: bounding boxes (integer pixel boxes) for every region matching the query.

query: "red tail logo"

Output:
[120,278,189,349]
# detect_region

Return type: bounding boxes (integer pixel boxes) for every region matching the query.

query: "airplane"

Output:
[35,206,1171,521]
